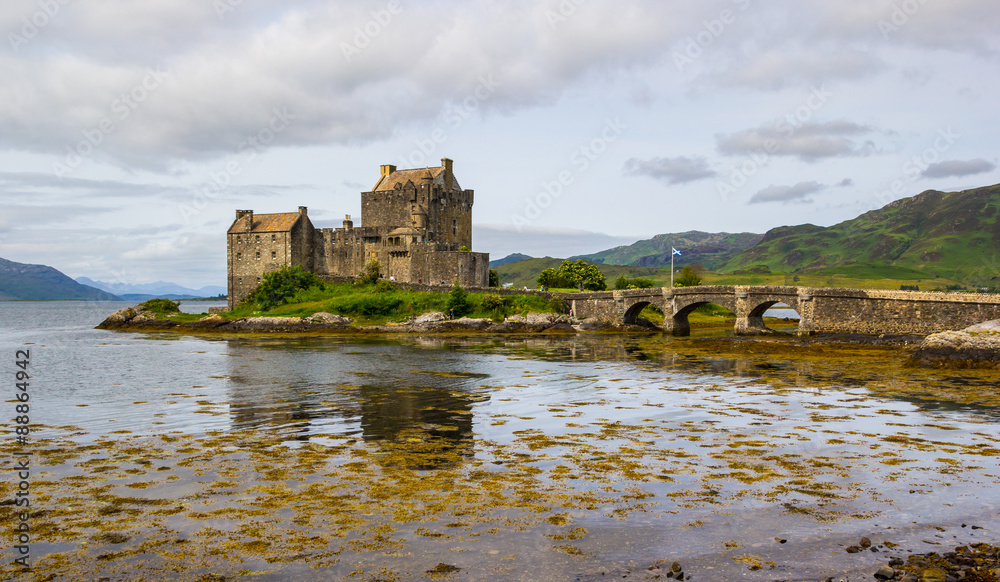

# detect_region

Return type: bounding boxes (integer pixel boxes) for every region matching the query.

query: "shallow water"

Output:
[1,302,998,581]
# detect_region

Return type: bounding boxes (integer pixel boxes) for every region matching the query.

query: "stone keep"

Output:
[226,158,489,309]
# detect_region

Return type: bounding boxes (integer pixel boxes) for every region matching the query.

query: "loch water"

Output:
[1,301,999,581]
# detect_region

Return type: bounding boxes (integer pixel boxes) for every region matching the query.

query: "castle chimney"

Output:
[298,206,307,216]
[380,164,396,177]
[236,209,253,232]
[343,214,353,230]
[442,158,453,191]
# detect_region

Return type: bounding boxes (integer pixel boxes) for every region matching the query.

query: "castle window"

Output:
[271,234,276,241]
[236,235,241,243]
[256,251,261,259]
[255,235,260,242]
[236,252,242,260]
[452,220,457,235]
[271,251,276,259]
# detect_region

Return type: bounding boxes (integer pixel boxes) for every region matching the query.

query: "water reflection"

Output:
[223,337,484,468]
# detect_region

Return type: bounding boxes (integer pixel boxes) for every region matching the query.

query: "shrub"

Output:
[675,265,702,287]
[140,298,180,315]
[446,283,472,318]
[374,280,396,293]
[614,275,656,290]
[327,294,402,316]
[481,294,507,313]
[549,295,569,314]
[357,260,382,286]
[249,265,324,311]
[489,268,499,287]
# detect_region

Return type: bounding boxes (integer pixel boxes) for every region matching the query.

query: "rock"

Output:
[874,565,896,580]
[185,314,228,329]
[414,311,446,323]
[306,312,353,325]
[426,563,460,574]
[97,306,137,328]
[846,545,862,553]
[909,320,1000,368]
[918,567,947,582]
[861,536,872,548]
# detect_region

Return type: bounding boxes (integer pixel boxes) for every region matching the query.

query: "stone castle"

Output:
[226,158,489,309]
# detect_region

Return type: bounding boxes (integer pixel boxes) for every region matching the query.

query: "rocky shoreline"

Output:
[96,305,657,335]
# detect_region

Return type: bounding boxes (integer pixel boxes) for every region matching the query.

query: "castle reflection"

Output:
[221,337,486,469]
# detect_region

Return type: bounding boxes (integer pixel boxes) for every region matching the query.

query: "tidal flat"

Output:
[2,331,999,581]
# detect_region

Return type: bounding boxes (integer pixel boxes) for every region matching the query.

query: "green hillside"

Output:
[0,258,122,301]
[573,231,763,268]
[720,184,1000,286]
[494,257,665,289]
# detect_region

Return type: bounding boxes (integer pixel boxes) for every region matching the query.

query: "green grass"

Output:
[226,282,556,325]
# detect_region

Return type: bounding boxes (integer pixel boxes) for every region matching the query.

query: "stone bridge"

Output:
[563,286,1000,336]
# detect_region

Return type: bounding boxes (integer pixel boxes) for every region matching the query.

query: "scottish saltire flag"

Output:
[672,248,681,256]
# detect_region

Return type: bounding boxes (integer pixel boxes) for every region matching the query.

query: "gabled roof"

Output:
[227,212,302,234]
[372,165,462,193]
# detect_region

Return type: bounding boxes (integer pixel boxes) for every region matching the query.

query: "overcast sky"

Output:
[1,0,998,287]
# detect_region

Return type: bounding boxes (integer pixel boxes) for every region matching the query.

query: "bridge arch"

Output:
[623,301,656,325]
[667,294,738,337]
[737,292,803,335]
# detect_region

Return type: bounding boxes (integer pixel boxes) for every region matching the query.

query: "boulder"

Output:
[414,311,446,323]
[306,312,353,325]
[909,319,1000,368]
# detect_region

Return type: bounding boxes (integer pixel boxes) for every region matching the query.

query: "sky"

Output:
[1,0,998,288]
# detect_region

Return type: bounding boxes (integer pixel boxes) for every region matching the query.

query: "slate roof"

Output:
[372,165,462,193]
[227,212,302,234]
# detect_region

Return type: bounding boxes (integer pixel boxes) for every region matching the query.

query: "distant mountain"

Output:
[493,257,664,289]
[76,277,226,298]
[720,184,1000,283]
[573,231,763,269]
[489,253,533,268]
[0,258,122,301]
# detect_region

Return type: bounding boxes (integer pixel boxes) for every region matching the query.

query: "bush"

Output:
[140,298,180,314]
[248,265,323,311]
[374,280,396,293]
[614,275,656,290]
[446,283,472,318]
[675,265,702,287]
[549,295,569,314]
[481,294,507,313]
[900,284,920,291]
[489,268,499,288]
[357,260,382,286]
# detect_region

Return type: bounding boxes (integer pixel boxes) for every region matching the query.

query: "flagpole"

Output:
[671,250,674,289]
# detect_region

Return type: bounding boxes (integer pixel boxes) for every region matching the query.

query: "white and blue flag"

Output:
[672,248,681,256]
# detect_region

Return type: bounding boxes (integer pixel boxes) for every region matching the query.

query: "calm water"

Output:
[1,301,998,581]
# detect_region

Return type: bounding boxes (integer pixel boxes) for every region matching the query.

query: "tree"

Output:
[537,268,565,289]
[557,260,606,291]
[446,282,472,318]
[249,265,323,311]
[357,259,382,285]
[489,268,499,287]
[675,265,702,287]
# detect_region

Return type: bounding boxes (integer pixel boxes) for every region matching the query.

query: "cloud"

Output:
[474,224,642,260]
[921,159,996,179]
[716,120,877,162]
[748,181,825,205]
[837,178,855,187]
[622,156,715,185]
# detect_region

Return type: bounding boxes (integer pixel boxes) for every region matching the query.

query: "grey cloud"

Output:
[717,120,876,162]
[837,178,855,187]
[922,159,996,179]
[749,181,825,205]
[622,156,716,185]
